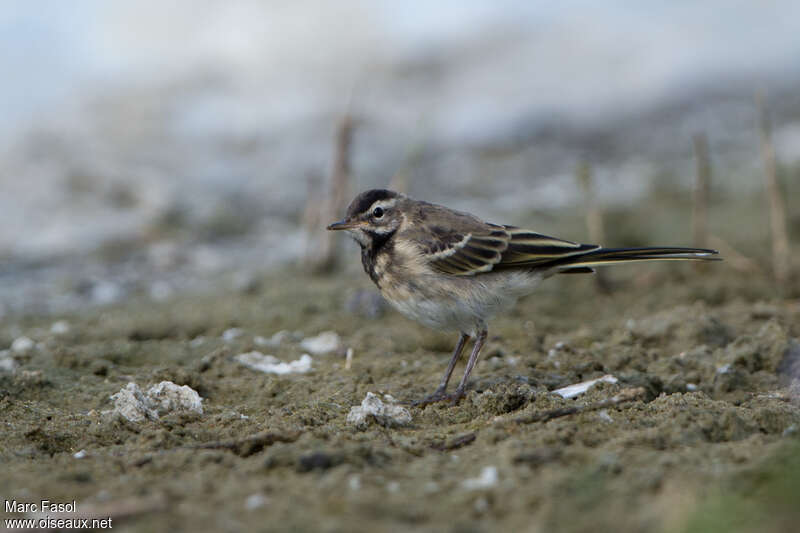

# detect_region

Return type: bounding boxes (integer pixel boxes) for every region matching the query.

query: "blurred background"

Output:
[1,0,799,315]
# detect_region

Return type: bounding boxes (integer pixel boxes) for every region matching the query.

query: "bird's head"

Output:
[327,189,405,247]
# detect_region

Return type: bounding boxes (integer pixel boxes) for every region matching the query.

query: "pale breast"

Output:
[379,249,544,333]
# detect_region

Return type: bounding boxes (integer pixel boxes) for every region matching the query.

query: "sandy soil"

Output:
[2,255,800,532]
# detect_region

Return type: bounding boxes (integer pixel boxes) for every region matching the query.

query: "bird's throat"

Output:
[360,229,395,286]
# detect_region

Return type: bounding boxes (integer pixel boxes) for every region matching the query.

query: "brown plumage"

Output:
[328,189,720,405]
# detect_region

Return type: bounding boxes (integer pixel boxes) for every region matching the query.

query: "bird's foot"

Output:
[407,388,466,407]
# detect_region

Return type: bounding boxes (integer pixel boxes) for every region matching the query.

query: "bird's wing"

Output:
[421,223,509,276]
[421,222,598,276]
[497,227,599,268]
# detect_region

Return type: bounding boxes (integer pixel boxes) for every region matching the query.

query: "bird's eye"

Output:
[372,207,384,218]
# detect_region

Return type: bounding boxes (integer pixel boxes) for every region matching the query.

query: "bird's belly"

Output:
[380,270,543,333]
[387,296,478,331]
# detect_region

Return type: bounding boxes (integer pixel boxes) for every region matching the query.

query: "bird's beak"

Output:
[326,219,361,231]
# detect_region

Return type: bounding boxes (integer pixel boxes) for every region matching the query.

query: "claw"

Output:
[447,389,466,405]
[407,389,466,407]
[407,391,446,407]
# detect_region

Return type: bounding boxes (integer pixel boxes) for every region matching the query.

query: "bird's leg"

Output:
[448,328,488,404]
[411,332,469,406]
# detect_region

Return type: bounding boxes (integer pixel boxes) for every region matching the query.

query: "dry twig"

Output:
[692,133,711,251]
[511,387,646,425]
[708,234,763,275]
[309,115,356,273]
[577,162,610,291]
[430,432,476,451]
[188,430,301,457]
[756,91,791,284]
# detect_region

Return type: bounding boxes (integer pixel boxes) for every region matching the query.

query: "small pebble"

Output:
[107,381,203,422]
[300,331,340,355]
[50,321,70,335]
[347,392,412,429]
[222,328,243,342]
[461,466,498,490]
[189,336,206,348]
[553,375,618,399]
[235,352,312,374]
[0,353,18,374]
[597,409,614,423]
[254,330,292,348]
[11,336,35,354]
[245,493,269,510]
[91,281,123,305]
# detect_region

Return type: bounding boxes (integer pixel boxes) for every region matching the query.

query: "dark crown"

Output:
[346,189,400,218]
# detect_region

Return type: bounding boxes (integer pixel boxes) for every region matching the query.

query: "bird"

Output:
[327,189,720,406]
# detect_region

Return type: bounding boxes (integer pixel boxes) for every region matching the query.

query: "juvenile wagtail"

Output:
[328,189,719,406]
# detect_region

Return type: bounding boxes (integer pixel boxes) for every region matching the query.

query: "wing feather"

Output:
[423,223,509,276]
[423,222,600,276]
[396,200,717,277]
[498,226,599,267]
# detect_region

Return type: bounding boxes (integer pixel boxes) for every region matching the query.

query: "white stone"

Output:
[50,321,70,335]
[300,331,340,355]
[346,392,412,429]
[189,336,206,348]
[108,381,203,422]
[597,409,614,423]
[245,493,269,510]
[146,381,203,416]
[91,281,122,305]
[109,383,159,422]
[461,466,499,490]
[11,336,34,354]
[235,351,312,374]
[73,449,88,459]
[553,375,618,399]
[0,353,18,373]
[222,328,243,341]
[255,330,291,348]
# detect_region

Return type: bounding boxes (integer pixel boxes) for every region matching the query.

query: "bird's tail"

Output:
[550,246,721,274]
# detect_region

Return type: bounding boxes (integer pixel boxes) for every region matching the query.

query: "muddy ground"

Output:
[2,197,800,532]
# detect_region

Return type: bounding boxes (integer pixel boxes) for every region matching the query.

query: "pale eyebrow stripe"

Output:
[370,198,398,211]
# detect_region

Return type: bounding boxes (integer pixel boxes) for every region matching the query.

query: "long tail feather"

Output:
[547,246,720,273]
